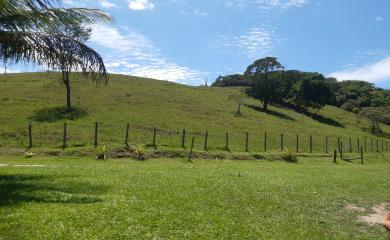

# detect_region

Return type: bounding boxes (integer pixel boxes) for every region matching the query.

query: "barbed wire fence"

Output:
[0,122,389,156]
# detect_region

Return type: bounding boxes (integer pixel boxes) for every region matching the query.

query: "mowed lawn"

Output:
[0,155,389,239]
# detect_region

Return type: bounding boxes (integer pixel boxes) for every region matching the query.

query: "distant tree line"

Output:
[212,57,390,114]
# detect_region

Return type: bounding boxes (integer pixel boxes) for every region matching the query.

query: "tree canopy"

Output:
[212,57,389,113]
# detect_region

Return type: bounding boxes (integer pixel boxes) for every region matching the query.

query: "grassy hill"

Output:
[0,72,388,154]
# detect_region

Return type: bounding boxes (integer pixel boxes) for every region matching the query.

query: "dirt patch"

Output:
[345,204,366,212]
[358,203,389,226]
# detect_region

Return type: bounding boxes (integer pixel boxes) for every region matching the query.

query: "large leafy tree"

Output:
[0,0,112,112]
[244,57,284,110]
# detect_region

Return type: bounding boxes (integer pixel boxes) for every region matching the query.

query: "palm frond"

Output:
[0,30,107,81]
[1,7,112,31]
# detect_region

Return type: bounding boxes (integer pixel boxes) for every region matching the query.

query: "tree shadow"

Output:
[245,104,295,121]
[29,106,88,122]
[275,102,345,128]
[0,174,106,206]
[305,112,345,128]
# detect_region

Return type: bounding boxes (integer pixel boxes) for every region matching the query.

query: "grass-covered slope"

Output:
[0,73,388,153]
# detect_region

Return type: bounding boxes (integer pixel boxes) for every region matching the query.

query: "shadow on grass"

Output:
[0,174,105,206]
[306,112,345,128]
[29,106,88,122]
[245,104,295,121]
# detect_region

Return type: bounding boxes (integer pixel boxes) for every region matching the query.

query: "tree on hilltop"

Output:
[0,0,112,112]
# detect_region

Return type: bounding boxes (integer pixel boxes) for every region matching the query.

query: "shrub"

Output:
[133,144,146,160]
[96,145,107,160]
[24,152,36,158]
[281,148,298,163]
[352,107,360,114]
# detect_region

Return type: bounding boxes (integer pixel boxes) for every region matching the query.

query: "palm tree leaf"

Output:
[0,30,107,81]
[1,7,112,31]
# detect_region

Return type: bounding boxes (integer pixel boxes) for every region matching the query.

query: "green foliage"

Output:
[335,81,390,110]
[29,106,88,122]
[212,74,248,87]
[281,148,298,163]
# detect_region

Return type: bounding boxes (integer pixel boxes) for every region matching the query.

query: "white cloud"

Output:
[329,57,390,84]
[224,0,308,10]
[376,16,383,22]
[99,0,117,9]
[63,0,117,9]
[211,27,275,59]
[128,0,155,10]
[90,25,205,84]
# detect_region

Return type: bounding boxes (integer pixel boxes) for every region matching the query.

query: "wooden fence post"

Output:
[296,134,299,153]
[340,142,343,160]
[280,134,284,151]
[125,123,130,148]
[189,137,195,162]
[325,136,328,154]
[333,150,337,164]
[63,122,67,150]
[264,132,267,152]
[310,135,313,153]
[153,127,157,149]
[182,129,186,148]
[94,122,99,148]
[204,131,208,151]
[28,123,32,149]
[245,132,249,152]
[225,132,229,151]
[360,147,364,164]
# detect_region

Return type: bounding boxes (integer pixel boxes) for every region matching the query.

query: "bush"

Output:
[96,145,107,160]
[281,148,298,163]
[352,107,360,114]
[133,144,146,160]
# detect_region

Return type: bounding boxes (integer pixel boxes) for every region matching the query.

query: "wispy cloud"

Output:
[211,27,275,59]
[224,0,308,10]
[63,0,117,9]
[90,25,205,84]
[128,0,155,11]
[376,16,383,22]
[99,0,117,9]
[329,57,390,85]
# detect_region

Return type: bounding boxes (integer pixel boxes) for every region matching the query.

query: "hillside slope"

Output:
[0,73,388,153]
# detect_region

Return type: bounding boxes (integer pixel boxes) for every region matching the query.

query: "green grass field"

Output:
[0,73,388,155]
[0,73,389,239]
[0,155,389,239]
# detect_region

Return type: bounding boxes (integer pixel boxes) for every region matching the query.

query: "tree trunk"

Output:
[64,72,72,112]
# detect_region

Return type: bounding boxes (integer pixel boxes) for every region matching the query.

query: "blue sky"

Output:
[9,0,390,88]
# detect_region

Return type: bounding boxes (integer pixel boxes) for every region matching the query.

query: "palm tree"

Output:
[0,0,112,112]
